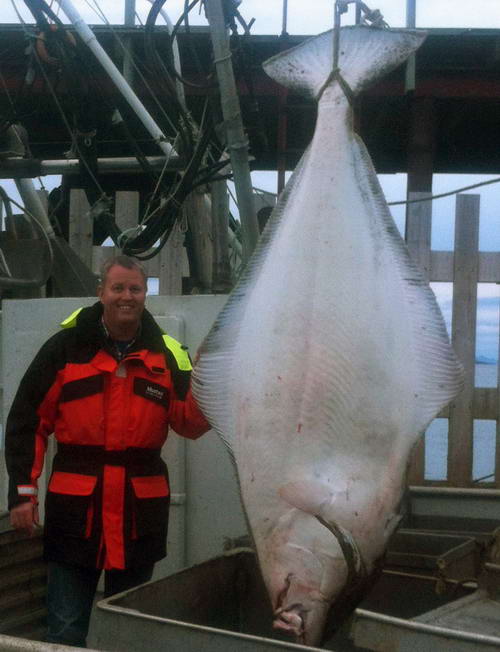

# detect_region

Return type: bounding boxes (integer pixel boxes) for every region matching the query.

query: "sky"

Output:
[1,0,500,360]
[4,0,500,32]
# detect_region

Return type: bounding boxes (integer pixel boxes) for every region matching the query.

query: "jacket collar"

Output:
[73,302,165,353]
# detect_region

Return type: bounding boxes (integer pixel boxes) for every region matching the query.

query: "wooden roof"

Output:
[0,24,499,174]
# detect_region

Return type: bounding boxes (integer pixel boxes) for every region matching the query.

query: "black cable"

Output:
[124,114,216,256]
[167,0,217,90]
[0,186,14,221]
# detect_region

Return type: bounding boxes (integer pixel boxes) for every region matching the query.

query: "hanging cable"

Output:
[388,176,500,206]
[0,186,14,222]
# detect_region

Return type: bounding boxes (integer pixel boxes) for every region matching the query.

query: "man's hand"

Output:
[10,501,39,536]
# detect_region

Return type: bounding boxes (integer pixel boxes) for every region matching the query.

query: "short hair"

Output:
[99,255,147,287]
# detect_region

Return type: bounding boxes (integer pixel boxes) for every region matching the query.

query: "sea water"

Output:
[425,363,498,482]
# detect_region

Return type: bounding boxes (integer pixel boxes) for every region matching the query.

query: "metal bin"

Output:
[90,551,331,652]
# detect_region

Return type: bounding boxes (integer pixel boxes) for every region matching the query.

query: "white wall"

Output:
[0,296,248,575]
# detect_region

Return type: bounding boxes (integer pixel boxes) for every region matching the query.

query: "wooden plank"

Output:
[448,194,480,486]
[115,191,139,233]
[184,191,212,292]
[92,245,115,277]
[438,387,498,420]
[473,388,498,421]
[158,223,184,295]
[211,179,232,292]
[496,313,500,488]
[405,192,432,485]
[69,189,93,269]
[431,251,500,283]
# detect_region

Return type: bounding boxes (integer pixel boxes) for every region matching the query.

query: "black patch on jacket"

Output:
[61,375,104,403]
[133,378,170,408]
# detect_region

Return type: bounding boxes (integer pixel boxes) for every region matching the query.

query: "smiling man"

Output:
[5,255,210,647]
[99,260,147,340]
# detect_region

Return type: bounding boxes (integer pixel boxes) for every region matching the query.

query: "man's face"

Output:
[98,264,146,337]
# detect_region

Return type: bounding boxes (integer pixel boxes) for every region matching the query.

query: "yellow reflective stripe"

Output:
[60,307,84,329]
[162,334,192,371]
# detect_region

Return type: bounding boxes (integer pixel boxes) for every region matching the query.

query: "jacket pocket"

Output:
[131,475,169,538]
[46,472,97,538]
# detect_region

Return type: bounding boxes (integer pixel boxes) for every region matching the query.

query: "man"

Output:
[5,255,210,647]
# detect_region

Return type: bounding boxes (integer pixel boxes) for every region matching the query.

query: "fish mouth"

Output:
[273,603,306,642]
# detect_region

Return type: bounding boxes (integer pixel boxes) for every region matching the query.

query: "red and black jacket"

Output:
[5,302,210,569]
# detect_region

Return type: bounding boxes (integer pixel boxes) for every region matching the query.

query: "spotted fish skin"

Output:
[193,25,463,647]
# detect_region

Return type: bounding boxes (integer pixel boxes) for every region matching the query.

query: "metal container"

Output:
[90,551,329,652]
[353,608,500,652]
[401,513,500,545]
[386,529,478,582]
[353,563,500,651]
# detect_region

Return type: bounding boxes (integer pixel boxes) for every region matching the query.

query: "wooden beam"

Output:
[431,250,500,283]
[158,225,184,296]
[406,97,436,194]
[448,194,480,486]
[211,179,232,293]
[69,189,93,269]
[497,314,500,488]
[115,190,139,233]
[406,192,432,484]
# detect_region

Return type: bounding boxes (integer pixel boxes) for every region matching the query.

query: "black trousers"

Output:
[45,561,154,647]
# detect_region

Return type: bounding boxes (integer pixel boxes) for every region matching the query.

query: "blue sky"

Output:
[1,0,500,360]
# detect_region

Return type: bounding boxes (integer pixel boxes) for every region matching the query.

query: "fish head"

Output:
[271,555,349,646]
[264,510,350,646]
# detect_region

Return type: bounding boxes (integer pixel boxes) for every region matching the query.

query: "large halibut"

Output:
[193,25,464,647]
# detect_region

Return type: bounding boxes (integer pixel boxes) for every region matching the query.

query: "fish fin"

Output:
[352,134,464,429]
[192,149,311,448]
[263,26,425,99]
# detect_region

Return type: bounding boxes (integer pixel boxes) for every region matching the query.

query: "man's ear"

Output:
[97,284,103,300]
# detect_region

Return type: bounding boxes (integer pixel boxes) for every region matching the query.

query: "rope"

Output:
[213,53,233,65]
[387,176,500,206]
[317,67,355,104]
[329,2,386,103]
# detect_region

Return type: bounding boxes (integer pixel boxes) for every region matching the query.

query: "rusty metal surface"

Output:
[353,561,500,651]
[386,530,478,580]
[90,552,338,651]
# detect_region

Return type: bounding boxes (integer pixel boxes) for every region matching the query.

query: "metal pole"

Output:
[211,159,232,292]
[55,0,177,160]
[124,0,136,25]
[281,0,288,35]
[40,156,181,175]
[406,0,417,27]
[205,0,259,262]
[405,0,417,92]
[123,0,136,85]
[355,2,362,24]
[15,178,55,238]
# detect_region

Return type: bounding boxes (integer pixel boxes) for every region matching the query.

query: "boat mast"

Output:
[205,0,259,263]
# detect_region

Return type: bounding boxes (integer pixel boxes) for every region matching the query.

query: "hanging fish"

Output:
[193,25,463,647]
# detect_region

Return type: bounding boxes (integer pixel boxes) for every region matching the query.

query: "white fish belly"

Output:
[230,129,417,556]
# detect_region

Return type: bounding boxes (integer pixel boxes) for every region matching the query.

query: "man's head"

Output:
[98,255,147,340]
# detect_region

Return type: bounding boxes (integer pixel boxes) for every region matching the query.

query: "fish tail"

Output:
[263,26,426,99]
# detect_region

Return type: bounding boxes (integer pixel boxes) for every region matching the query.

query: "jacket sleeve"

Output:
[5,333,65,510]
[168,383,211,440]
